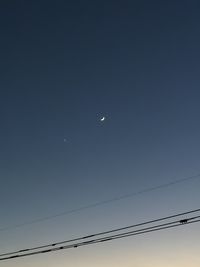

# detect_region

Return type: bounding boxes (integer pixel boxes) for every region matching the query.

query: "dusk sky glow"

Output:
[1,0,200,266]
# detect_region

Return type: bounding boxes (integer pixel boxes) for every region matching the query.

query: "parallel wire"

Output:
[1,173,200,232]
[88,215,200,243]
[1,208,200,257]
[0,216,199,261]
[1,208,200,260]
[83,218,200,246]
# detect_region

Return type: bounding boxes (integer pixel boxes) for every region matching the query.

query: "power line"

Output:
[0,217,199,261]
[1,208,200,261]
[1,207,200,257]
[1,173,200,232]
[80,218,200,246]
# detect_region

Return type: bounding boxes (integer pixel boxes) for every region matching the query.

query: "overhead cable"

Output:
[1,208,200,261]
[1,173,200,232]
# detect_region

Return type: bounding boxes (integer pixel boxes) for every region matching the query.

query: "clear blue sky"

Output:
[0,0,200,266]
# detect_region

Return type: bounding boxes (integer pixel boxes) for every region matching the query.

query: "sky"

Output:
[0,0,200,266]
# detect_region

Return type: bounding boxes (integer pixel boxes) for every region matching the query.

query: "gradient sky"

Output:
[1,0,200,266]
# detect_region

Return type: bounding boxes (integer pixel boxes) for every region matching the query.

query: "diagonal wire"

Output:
[1,208,200,258]
[1,173,200,232]
[0,216,199,261]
